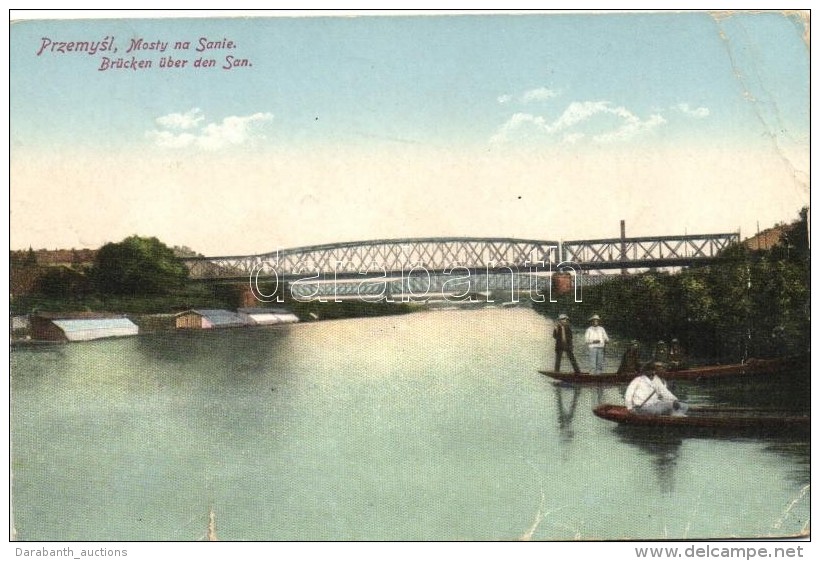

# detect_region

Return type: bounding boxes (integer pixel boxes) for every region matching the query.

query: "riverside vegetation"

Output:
[10,235,413,321]
[535,208,810,363]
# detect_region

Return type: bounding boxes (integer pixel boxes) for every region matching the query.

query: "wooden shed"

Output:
[175,309,246,329]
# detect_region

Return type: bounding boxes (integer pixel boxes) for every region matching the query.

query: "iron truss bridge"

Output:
[563,233,740,271]
[182,233,740,280]
[182,237,561,281]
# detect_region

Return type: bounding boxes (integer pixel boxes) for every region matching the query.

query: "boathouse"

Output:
[30,313,139,342]
[237,308,299,326]
[175,309,246,329]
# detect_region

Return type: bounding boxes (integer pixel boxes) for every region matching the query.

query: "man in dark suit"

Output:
[553,313,581,373]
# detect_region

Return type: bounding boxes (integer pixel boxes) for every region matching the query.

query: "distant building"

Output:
[30,312,138,342]
[175,309,246,329]
[10,248,97,267]
[237,308,299,326]
[744,225,788,251]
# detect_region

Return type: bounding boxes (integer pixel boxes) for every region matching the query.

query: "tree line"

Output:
[25,236,190,298]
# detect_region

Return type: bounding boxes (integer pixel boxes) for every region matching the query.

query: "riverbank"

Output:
[9,298,419,343]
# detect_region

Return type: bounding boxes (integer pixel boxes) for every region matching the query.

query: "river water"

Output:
[10,308,810,541]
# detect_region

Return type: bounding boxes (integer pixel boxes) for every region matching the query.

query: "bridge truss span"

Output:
[183,232,742,280]
[183,237,561,280]
[562,232,740,270]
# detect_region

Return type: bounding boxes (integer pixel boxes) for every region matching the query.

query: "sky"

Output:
[9,11,810,256]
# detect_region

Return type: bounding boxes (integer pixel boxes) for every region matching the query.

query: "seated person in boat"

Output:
[624,363,688,416]
[616,340,641,374]
[652,340,669,365]
[667,338,687,370]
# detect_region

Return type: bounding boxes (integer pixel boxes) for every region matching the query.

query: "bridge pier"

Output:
[239,284,260,308]
[552,272,574,295]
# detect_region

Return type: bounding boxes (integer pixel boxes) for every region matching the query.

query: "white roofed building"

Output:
[237,308,299,326]
[30,314,138,342]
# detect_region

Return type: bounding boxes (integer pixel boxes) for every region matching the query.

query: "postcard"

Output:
[8,10,810,547]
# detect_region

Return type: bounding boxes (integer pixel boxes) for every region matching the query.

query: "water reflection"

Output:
[594,385,607,407]
[10,345,68,383]
[761,440,811,485]
[614,427,683,494]
[137,326,291,362]
[134,327,294,390]
[613,422,810,498]
[552,384,580,442]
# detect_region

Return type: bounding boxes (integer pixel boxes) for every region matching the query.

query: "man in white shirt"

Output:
[624,364,688,416]
[584,314,609,374]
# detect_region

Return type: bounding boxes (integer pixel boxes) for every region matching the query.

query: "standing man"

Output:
[553,313,581,373]
[585,314,609,374]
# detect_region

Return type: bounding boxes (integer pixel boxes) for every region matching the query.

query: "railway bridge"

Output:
[180,231,740,301]
[183,232,740,279]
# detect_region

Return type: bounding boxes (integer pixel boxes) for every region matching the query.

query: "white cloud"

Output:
[549,101,611,133]
[520,87,558,103]
[155,108,204,130]
[675,103,710,118]
[489,112,542,144]
[491,100,667,145]
[147,110,273,150]
[197,113,274,150]
[497,87,559,105]
[593,113,666,143]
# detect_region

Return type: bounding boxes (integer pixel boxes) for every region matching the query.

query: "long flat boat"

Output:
[592,404,810,434]
[540,356,804,385]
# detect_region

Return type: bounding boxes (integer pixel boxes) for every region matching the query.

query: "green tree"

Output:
[38,266,90,298]
[91,236,189,295]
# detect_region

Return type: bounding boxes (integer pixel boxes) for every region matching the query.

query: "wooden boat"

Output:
[540,356,804,385]
[593,404,810,433]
